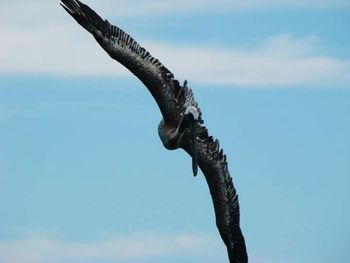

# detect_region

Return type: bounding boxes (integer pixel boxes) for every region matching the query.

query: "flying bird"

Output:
[60,1,248,262]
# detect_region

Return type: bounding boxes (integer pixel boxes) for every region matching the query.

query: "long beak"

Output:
[188,114,198,177]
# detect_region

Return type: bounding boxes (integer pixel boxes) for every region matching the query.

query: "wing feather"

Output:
[61,0,183,123]
[184,125,248,262]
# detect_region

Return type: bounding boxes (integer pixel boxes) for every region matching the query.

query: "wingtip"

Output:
[60,3,72,15]
[60,0,80,14]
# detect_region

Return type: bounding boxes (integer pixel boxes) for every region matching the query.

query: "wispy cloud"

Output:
[89,0,350,17]
[146,35,350,87]
[0,231,220,263]
[0,1,349,87]
[2,0,349,23]
[1,19,349,87]
[0,23,129,77]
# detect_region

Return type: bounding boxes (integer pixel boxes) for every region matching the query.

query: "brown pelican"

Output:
[60,1,248,262]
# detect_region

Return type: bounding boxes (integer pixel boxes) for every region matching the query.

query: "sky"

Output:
[0,0,349,262]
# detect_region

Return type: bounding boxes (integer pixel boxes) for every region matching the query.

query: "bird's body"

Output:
[60,1,248,262]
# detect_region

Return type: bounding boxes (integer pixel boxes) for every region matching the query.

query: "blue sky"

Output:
[0,1,349,262]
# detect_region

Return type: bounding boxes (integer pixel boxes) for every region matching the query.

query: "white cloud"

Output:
[145,35,350,87]
[90,0,350,17]
[0,23,129,77]
[0,1,349,87]
[1,1,349,28]
[2,0,348,21]
[1,19,349,87]
[0,232,220,263]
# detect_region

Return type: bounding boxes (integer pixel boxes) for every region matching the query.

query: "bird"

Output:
[60,1,248,262]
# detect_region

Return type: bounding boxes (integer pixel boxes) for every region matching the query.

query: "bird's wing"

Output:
[60,0,200,124]
[61,1,246,261]
[183,125,248,263]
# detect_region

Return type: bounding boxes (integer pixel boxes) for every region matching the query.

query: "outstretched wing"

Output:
[61,0,188,124]
[183,125,248,263]
[61,1,247,262]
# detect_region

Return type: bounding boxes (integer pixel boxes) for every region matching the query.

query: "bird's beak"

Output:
[188,114,198,177]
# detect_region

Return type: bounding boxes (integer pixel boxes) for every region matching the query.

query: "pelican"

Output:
[60,1,248,262]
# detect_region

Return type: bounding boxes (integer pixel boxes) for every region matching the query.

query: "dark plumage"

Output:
[60,1,248,262]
